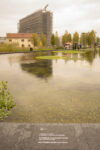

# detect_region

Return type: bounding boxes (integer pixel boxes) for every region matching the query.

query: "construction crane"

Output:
[43,4,49,11]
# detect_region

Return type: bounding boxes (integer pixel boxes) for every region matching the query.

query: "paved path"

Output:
[0,123,100,150]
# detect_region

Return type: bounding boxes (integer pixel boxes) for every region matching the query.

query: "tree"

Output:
[73,32,79,44]
[67,33,72,42]
[88,30,96,48]
[51,34,56,46]
[62,35,66,46]
[80,33,88,48]
[62,30,72,46]
[55,32,60,47]
[0,81,16,120]
[31,33,39,47]
[41,34,46,47]
[96,37,100,45]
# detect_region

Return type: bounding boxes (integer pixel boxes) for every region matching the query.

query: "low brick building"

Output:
[0,37,6,44]
[6,33,33,48]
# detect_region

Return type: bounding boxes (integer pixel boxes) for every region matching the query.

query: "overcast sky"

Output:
[0,0,100,37]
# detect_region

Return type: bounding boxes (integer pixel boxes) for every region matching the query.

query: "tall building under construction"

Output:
[18,5,53,45]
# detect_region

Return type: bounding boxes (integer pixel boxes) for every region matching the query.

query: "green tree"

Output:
[62,31,72,45]
[62,35,66,46]
[41,34,46,47]
[73,32,79,44]
[51,34,56,46]
[0,81,16,120]
[55,32,60,47]
[80,33,88,48]
[96,37,100,45]
[88,30,96,48]
[67,33,72,42]
[31,33,39,47]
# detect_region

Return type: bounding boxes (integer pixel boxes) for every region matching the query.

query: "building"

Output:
[0,37,6,44]
[64,42,71,50]
[18,6,53,45]
[6,33,33,48]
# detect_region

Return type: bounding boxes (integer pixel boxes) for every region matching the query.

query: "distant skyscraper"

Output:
[18,6,53,45]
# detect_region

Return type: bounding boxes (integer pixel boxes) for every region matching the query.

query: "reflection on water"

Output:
[21,60,52,79]
[62,51,97,65]
[0,51,100,123]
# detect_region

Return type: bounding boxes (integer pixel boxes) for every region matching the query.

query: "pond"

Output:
[0,50,100,123]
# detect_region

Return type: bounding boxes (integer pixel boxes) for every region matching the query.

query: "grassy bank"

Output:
[36,47,54,51]
[0,44,29,53]
[0,44,92,54]
[0,44,57,53]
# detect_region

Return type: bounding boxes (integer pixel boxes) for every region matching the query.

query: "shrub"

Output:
[0,43,29,53]
[0,81,16,120]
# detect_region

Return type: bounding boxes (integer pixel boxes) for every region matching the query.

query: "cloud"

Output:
[0,0,100,36]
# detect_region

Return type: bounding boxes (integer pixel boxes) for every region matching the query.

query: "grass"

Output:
[36,56,66,60]
[35,55,78,60]
[52,50,86,54]
[37,47,54,51]
[0,44,89,54]
[0,44,30,53]
[0,44,62,53]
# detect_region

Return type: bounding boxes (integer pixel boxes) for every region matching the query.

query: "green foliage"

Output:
[36,56,65,60]
[36,51,85,60]
[96,37,100,44]
[56,46,64,50]
[31,33,39,47]
[0,43,28,53]
[96,37,100,45]
[55,32,60,47]
[51,32,60,47]
[53,50,85,54]
[51,34,56,46]
[62,30,72,45]
[80,30,97,48]
[80,33,88,48]
[87,30,96,47]
[0,81,16,120]
[73,32,79,44]
[37,48,53,51]
[41,34,47,47]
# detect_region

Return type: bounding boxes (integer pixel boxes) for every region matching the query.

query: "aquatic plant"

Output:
[52,50,85,54]
[0,81,16,120]
[36,56,66,60]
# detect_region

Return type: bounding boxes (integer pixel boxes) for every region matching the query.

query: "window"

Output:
[21,39,24,42]
[28,39,30,42]
[9,39,12,42]
[28,45,30,47]
[22,44,24,47]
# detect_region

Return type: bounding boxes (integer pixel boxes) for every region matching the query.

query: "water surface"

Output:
[0,51,100,123]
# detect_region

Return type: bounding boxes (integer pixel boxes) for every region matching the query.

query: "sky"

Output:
[0,0,100,37]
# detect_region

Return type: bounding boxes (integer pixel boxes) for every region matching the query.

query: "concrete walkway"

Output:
[0,123,100,150]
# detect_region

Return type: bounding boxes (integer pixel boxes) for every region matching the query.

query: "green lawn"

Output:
[36,56,67,60]
[52,50,86,54]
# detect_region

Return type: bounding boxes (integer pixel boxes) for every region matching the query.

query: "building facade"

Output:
[6,33,33,48]
[0,37,6,44]
[18,9,53,45]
